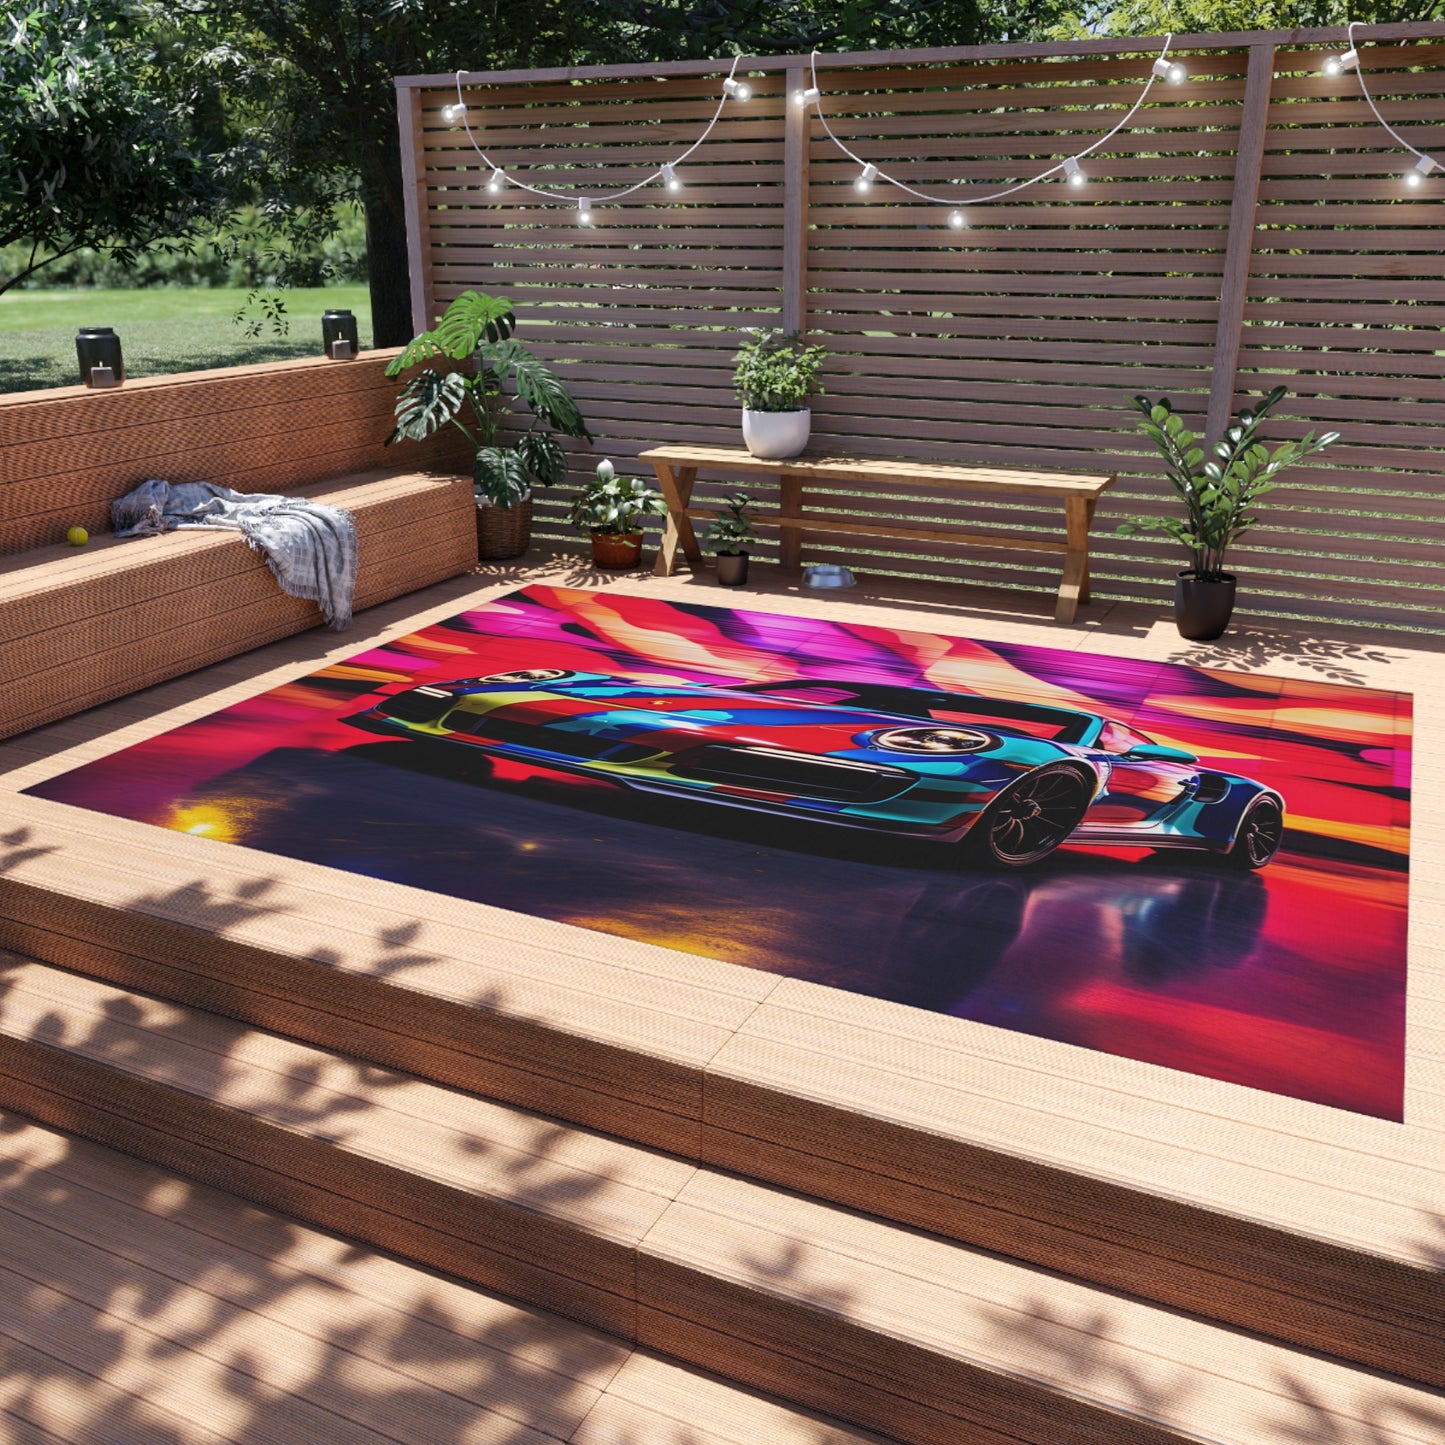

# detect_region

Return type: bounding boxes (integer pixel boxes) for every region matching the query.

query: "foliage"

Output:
[1062,0,1442,39]
[386,291,589,508]
[704,491,760,554]
[1117,388,1338,582]
[733,330,829,412]
[0,0,241,296]
[567,459,669,537]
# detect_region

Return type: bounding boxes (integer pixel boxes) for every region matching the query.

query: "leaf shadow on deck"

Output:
[0,892,874,1445]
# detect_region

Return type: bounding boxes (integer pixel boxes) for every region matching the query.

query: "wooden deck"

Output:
[0,558,1440,1442]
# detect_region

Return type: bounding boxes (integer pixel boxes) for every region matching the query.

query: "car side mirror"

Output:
[1120,744,1198,765]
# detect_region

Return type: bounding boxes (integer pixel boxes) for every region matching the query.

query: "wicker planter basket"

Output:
[475,494,533,560]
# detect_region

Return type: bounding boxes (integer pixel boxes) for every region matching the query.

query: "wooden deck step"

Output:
[0,788,1439,1392]
[0,1112,893,1445]
[0,956,1440,1445]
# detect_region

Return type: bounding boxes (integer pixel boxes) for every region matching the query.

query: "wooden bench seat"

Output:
[640,444,1115,622]
[0,468,475,741]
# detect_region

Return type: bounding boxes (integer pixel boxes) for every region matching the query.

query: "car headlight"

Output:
[473,668,574,684]
[871,725,992,754]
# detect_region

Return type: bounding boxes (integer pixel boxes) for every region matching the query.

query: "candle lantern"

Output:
[76,328,125,388]
[322,310,360,360]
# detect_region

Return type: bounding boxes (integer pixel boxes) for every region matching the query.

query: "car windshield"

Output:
[733,680,1095,743]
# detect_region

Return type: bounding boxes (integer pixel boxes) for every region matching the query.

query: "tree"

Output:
[0,0,236,295]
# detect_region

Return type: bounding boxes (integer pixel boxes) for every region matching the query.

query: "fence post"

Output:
[397,82,436,336]
[782,66,811,335]
[1205,42,1275,445]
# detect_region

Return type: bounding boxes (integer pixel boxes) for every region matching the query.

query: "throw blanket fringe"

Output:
[112,479,359,630]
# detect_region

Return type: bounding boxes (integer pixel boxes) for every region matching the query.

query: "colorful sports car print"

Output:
[344,669,1286,869]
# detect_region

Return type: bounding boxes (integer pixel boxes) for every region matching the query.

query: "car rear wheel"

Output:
[965,763,1094,868]
[1222,794,1284,870]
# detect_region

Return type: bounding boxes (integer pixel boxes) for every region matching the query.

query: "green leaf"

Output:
[388,369,468,443]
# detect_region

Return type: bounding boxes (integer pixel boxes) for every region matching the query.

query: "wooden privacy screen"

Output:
[398,24,1445,630]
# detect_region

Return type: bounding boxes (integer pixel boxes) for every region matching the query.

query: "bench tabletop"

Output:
[638,444,1115,497]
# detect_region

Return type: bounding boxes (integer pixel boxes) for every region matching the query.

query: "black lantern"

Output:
[322,309,359,360]
[76,327,124,388]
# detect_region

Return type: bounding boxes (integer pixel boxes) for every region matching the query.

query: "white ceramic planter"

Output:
[742,407,811,460]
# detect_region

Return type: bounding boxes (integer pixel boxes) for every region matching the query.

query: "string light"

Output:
[1326,24,1442,194]
[1407,156,1440,188]
[806,35,1182,219]
[443,56,749,209]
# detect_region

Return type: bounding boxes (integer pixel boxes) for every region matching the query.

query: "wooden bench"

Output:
[640,444,1115,623]
[0,355,476,741]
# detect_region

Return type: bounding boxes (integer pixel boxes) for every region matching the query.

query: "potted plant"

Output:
[733,328,828,459]
[385,290,590,559]
[704,490,759,586]
[568,459,669,569]
[1118,387,1338,641]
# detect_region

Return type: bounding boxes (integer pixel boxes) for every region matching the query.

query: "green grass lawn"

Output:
[0,286,374,395]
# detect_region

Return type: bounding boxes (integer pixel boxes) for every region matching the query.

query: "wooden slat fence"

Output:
[398,23,1445,629]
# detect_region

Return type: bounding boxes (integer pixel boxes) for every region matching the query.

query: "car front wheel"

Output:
[965,763,1094,868]
[1222,794,1285,870]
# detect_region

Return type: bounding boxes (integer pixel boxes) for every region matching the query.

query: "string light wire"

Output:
[447,56,747,206]
[1330,21,1442,178]
[804,35,1182,209]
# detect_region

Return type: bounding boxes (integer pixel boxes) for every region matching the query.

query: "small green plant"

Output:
[386,290,590,509]
[733,329,828,412]
[1117,387,1338,582]
[568,459,668,537]
[704,490,759,555]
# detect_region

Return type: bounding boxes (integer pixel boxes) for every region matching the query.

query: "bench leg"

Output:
[653,464,702,576]
[1056,496,1093,623]
[779,474,803,572]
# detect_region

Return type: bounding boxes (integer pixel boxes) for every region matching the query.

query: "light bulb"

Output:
[1152,58,1186,84]
[794,86,821,107]
[723,77,751,102]
[1324,48,1359,76]
[1064,157,1085,187]
[661,163,681,192]
[1407,156,1440,188]
[578,198,593,225]
[441,101,467,124]
[486,167,505,194]
[855,163,878,193]
[1169,63,1187,84]
[948,210,967,230]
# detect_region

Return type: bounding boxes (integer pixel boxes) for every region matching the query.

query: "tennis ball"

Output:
[66,526,89,547]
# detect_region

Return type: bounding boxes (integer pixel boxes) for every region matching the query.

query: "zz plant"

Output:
[385,291,589,508]
[1118,387,1338,582]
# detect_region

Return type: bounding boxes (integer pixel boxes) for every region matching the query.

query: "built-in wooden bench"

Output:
[0,354,475,740]
[640,444,1115,623]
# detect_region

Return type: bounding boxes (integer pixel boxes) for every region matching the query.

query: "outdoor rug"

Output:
[26,585,1412,1120]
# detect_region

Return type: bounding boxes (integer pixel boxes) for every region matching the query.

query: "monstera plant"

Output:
[385,291,589,558]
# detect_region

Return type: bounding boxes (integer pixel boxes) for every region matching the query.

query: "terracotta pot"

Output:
[715,551,750,586]
[591,531,643,569]
[475,493,532,560]
[1174,569,1236,641]
[742,407,811,459]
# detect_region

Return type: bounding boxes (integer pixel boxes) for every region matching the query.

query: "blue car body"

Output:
[344,669,1285,865]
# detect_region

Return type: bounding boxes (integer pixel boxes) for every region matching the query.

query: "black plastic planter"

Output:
[715,551,750,586]
[1174,570,1236,641]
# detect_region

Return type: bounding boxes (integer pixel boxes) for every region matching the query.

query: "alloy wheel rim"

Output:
[1242,799,1284,865]
[989,770,1087,861]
